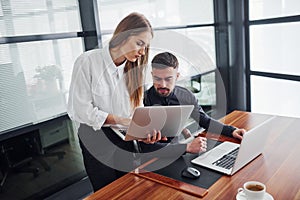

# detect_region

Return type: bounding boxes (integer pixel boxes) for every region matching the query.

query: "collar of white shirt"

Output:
[103,44,125,79]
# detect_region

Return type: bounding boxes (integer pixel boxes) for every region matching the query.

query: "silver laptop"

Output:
[109,105,194,141]
[191,116,276,175]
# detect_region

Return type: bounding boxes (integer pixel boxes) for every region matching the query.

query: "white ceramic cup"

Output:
[237,181,266,200]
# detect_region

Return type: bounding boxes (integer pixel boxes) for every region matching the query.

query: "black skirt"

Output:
[78,124,136,192]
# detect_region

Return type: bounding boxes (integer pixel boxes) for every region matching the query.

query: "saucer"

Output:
[236,191,274,200]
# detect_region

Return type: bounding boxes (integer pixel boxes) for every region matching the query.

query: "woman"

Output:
[67,12,162,191]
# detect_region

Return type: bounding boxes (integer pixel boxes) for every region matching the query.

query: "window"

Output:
[249,0,300,20]
[0,1,86,199]
[251,76,300,117]
[247,0,300,118]
[97,0,214,29]
[97,0,217,108]
[250,22,300,76]
[0,0,83,133]
[0,39,83,132]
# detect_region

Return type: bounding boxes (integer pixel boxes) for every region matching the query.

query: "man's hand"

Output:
[139,130,168,144]
[232,128,246,140]
[186,136,207,154]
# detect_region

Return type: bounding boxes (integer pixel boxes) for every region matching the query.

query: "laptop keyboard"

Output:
[212,147,240,169]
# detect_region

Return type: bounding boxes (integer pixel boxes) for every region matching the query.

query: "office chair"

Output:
[0,134,40,192]
[32,119,70,171]
[33,136,66,172]
[187,76,202,93]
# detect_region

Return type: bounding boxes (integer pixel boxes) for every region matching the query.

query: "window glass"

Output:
[0,0,4,35]
[0,44,11,64]
[0,0,81,37]
[0,1,3,16]
[52,0,78,8]
[97,0,216,109]
[0,1,85,198]
[0,38,83,132]
[97,0,214,30]
[13,14,51,35]
[0,20,6,36]
[250,22,300,76]
[249,0,300,20]
[251,75,300,118]
[101,34,112,45]
[175,27,216,70]
[142,28,216,107]
[52,10,82,33]
[141,28,215,84]
[10,0,47,15]
[178,72,216,106]
[101,29,216,85]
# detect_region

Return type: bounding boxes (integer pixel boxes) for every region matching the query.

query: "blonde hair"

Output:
[109,12,153,108]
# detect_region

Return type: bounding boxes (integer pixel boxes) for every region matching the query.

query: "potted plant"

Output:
[34,65,63,93]
[34,65,63,81]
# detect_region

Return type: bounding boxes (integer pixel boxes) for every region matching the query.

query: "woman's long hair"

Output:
[109,12,153,109]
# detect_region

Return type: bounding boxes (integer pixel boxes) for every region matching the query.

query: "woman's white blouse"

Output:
[67,45,132,131]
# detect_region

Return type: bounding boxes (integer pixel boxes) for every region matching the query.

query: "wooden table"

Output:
[85,110,300,200]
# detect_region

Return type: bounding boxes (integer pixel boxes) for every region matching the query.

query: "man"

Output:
[142,52,245,154]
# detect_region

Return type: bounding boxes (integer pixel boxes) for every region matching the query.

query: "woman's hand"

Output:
[139,130,168,144]
[118,117,131,127]
[105,114,131,127]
